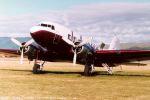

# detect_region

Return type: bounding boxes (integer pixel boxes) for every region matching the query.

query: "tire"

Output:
[33,64,41,74]
[84,66,92,76]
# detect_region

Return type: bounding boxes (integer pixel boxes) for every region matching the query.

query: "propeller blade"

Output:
[20,49,24,64]
[11,38,22,47]
[24,39,34,47]
[73,49,77,66]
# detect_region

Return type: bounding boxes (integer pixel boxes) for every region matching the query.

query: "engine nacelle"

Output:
[19,46,30,54]
[18,45,37,61]
[72,43,95,64]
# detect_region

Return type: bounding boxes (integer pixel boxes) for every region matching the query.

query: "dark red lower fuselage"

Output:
[30,30,150,67]
[31,30,74,61]
[95,50,150,66]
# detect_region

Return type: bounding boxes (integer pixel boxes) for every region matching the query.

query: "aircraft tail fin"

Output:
[108,36,120,50]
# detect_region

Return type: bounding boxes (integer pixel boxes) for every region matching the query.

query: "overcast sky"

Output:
[0,0,150,43]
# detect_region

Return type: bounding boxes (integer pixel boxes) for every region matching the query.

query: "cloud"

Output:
[0,3,150,43]
[66,3,150,43]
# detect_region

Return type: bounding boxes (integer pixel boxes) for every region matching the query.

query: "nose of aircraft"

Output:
[30,26,60,47]
[30,26,41,42]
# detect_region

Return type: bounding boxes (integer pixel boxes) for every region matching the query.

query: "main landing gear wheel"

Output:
[84,66,92,76]
[33,64,41,74]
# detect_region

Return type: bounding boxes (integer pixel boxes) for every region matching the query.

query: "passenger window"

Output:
[48,25,51,27]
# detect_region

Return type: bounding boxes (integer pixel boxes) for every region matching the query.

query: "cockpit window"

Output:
[40,23,55,30]
[41,24,47,27]
[48,25,51,27]
[51,25,55,30]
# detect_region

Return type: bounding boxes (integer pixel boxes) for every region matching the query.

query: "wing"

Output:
[0,49,19,57]
[95,50,150,65]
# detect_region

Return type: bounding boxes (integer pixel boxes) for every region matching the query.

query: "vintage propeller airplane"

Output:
[1,21,150,76]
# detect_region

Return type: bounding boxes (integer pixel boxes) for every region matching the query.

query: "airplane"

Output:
[1,21,150,76]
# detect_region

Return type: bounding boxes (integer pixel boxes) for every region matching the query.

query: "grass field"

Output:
[0,59,150,100]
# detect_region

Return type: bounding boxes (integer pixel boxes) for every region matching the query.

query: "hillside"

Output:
[0,37,31,49]
[0,37,150,50]
[120,42,150,50]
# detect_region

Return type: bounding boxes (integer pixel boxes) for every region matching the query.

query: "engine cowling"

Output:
[19,46,30,54]
[72,43,95,64]
[18,45,37,61]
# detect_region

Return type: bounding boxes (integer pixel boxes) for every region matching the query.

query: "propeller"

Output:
[24,39,34,47]
[11,38,34,64]
[20,48,24,64]
[71,37,92,66]
[11,38,22,47]
[73,49,77,65]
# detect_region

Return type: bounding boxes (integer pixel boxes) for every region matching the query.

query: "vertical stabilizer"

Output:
[108,36,120,50]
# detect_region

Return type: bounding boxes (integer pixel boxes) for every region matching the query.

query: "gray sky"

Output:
[0,1,150,43]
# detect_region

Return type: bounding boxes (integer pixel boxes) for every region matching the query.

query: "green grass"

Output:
[0,61,150,100]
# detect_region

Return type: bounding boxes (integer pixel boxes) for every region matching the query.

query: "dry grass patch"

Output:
[0,59,150,99]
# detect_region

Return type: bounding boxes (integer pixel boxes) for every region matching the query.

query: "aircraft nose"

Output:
[30,30,46,44]
[30,26,39,38]
[30,31,38,40]
[30,26,61,47]
[30,26,46,43]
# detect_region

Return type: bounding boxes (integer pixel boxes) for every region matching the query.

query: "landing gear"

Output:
[32,60,45,74]
[33,64,41,74]
[84,65,94,76]
[84,51,95,76]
